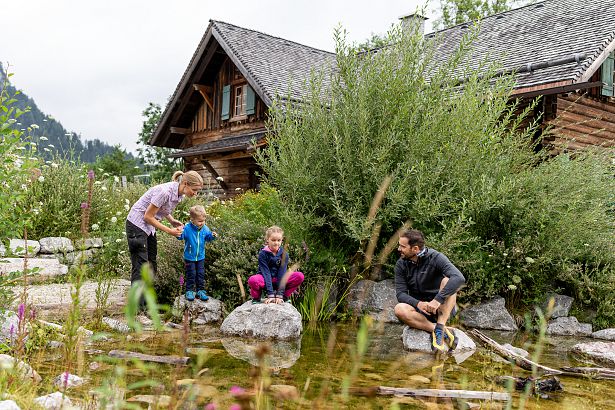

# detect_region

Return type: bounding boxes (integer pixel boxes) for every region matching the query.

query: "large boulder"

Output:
[8,239,40,256]
[546,316,592,336]
[74,238,103,250]
[0,258,68,282]
[592,328,615,341]
[459,297,518,331]
[402,326,476,353]
[0,354,41,383]
[33,392,73,410]
[221,301,302,340]
[0,310,20,346]
[347,279,398,323]
[172,295,224,325]
[221,337,301,369]
[38,237,74,254]
[571,341,615,367]
[0,400,20,410]
[541,294,574,319]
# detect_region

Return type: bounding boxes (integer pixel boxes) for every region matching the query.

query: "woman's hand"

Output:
[169,226,183,237]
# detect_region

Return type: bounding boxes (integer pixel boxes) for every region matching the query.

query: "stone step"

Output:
[0,258,68,283]
[10,279,131,319]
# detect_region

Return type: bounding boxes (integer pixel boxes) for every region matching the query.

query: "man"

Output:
[394,229,466,352]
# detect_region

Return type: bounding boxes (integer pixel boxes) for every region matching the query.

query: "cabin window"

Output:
[234,85,247,117]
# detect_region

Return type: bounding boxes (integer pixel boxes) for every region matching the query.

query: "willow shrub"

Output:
[257,26,615,324]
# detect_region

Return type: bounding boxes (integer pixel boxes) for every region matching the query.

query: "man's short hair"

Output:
[400,229,425,249]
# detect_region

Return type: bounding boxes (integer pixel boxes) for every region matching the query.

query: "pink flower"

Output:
[87,170,95,180]
[17,304,25,320]
[81,202,89,209]
[204,403,217,410]
[9,324,14,338]
[179,275,184,286]
[63,371,70,388]
[229,404,241,410]
[229,386,245,395]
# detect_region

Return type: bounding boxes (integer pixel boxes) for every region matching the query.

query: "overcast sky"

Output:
[1,1,435,153]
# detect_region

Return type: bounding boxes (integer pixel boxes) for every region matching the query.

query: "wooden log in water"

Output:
[470,329,562,375]
[351,386,510,401]
[560,367,615,380]
[108,350,189,365]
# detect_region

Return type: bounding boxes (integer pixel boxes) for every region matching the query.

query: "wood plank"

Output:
[170,127,191,135]
[560,94,615,117]
[558,99,615,127]
[108,350,189,365]
[355,386,510,401]
[548,126,615,147]
[194,84,214,112]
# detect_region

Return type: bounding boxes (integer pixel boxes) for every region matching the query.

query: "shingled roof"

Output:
[431,0,615,92]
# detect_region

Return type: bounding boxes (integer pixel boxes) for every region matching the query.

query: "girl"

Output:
[126,170,203,290]
[247,226,304,304]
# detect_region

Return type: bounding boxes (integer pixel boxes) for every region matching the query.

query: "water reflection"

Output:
[221,337,301,369]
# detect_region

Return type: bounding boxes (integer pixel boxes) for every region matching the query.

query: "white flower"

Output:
[97,168,104,172]
[91,223,100,231]
[21,184,27,190]
[32,208,39,215]
[508,284,517,291]
[124,204,130,211]
[116,211,122,216]
[114,176,119,183]
[103,172,109,177]
[48,144,55,148]
[133,166,140,169]
[124,199,130,205]
[524,257,535,264]
[38,175,45,182]
[235,187,242,191]
[216,176,224,181]
[506,265,511,268]
[30,142,37,147]
[101,186,107,191]
[16,146,26,151]
[7,119,16,124]
[43,148,51,152]
[115,238,122,243]
[51,163,59,168]
[31,124,39,129]
[503,253,508,257]
[122,231,127,236]
[94,181,102,185]
[111,217,117,223]
[40,136,48,141]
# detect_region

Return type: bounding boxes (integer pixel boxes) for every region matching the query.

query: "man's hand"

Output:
[425,299,441,314]
[416,301,430,314]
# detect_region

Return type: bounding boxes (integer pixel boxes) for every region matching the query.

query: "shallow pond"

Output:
[27,322,615,409]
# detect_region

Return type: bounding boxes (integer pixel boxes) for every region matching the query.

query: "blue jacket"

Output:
[258,246,289,296]
[177,222,215,261]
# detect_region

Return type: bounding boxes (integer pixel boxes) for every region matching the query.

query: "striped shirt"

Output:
[126,181,183,236]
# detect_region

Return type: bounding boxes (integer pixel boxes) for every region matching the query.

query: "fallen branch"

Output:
[495,375,563,393]
[560,367,615,380]
[351,386,510,401]
[108,350,189,365]
[470,329,562,375]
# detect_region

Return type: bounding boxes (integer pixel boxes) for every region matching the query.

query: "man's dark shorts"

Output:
[418,305,457,323]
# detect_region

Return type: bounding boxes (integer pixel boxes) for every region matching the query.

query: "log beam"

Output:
[194,84,214,112]
[170,127,191,135]
[201,159,228,191]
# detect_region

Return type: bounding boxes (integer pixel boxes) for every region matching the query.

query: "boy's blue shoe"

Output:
[185,290,195,301]
[196,290,209,301]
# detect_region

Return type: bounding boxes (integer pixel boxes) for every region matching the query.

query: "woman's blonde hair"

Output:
[189,205,206,219]
[172,170,203,187]
[265,225,284,240]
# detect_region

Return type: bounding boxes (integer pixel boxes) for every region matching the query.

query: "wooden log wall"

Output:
[186,156,259,197]
[545,93,615,151]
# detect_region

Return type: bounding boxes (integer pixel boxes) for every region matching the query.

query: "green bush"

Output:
[257,25,615,325]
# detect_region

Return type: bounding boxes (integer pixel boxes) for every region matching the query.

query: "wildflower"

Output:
[87,170,95,179]
[119,250,126,255]
[506,265,511,268]
[179,275,184,286]
[94,181,102,185]
[101,186,107,191]
[115,238,122,243]
[48,144,55,148]
[9,324,14,339]
[116,211,122,216]
[235,187,242,191]
[51,163,59,168]
[91,223,100,231]
[229,405,240,410]
[16,146,26,151]
[43,148,51,152]
[503,253,508,257]
[103,172,109,177]
[18,303,25,320]
[133,166,139,169]
[97,168,104,172]
[508,284,517,291]
[124,204,130,211]
[111,217,117,223]
[40,136,48,141]
[524,256,535,264]
[31,124,39,129]
[7,119,16,124]
[215,176,224,181]
[63,371,69,388]
[30,142,37,147]
[125,199,130,204]
[114,176,119,183]
[81,202,89,209]
[37,175,44,183]
[512,275,522,284]
[204,404,218,410]
[30,308,37,320]
[21,184,27,191]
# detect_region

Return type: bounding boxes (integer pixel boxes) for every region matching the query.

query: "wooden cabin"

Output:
[150,0,614,196]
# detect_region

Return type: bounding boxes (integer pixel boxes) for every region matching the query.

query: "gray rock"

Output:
[52,372,86,389]
[221,301,302,340]
[546,316,592,336]
[172,295,224,324]
[541,294,574,319]
[501,343,529,358]
[33,392,73,410]
[71,249,99,266]
[47,341,64,349]
[572,341,615,367]
[459,297,518,331]
[8,239,40,256]
[221,337,301,369]
[74,238,103,250]
[347,279,398,322]
[0,354,41,383]
[102,317,131,333]
[0,400,20,410]
[38,237,74,254]
[0,243,5,257]
[592,328,615,341]
[401,326,476,352]
[0,310,19,346]
[0,258,68,282]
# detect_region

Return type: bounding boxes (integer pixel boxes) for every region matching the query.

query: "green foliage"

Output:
[436,0,525,29]
[93,145,141,180]
[258,26,615,325]
[136,102,181,181]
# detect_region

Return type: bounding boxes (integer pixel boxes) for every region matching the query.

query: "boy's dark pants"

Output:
[126,220,157,309]
[184,259,205,292]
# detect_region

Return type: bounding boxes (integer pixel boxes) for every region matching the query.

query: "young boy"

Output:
[176,205,217,301]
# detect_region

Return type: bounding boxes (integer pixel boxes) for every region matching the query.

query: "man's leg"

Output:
[394,303,436,333]
[435,277,457,326]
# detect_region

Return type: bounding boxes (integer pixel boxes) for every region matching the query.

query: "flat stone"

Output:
[33,392,73,410]
[347,279,398,322]
[459,297,518,331]
[172,295,224,324]
[102,317,131,333]
[0,354,41,383]
[0,400,20,410]
[74,238,103,250]
[0,258,68,283]
[52,372,86,389]
[38,237,74,254]
[0,310,20,346]
[220,301,302,340]
[401,326,476,353]
[11,279,131,319]
[546,316,592,336]
[221,337,301,369]
[8,239,40,256]
[541,294,574,319]
[572,341,615,367]
[269,384,299,400]
[592,328,615,341]
[126,395,171,406]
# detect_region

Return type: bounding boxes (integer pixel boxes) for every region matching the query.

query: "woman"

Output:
[126,170,203,287]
